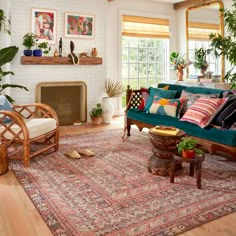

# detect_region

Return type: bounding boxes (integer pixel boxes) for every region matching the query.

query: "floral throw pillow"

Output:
[180,97,228,128]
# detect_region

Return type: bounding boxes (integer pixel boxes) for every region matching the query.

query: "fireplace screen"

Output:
[36,81,87,125]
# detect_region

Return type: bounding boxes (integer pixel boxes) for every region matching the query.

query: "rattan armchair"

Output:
[0,103,59,167]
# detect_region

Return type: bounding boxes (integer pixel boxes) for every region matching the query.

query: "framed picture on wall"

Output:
[31,8,57,44]
[64,12,95,39]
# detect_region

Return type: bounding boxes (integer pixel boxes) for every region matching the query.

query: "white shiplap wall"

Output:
[9,0,106,116]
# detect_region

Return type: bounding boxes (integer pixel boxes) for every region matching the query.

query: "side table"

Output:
[170,154,205,189]
[148,128,186,176]
[0,143,8,175]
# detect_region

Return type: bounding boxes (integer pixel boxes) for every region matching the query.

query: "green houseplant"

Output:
[209,0,236,88]
[0,9,28,103]
[177,137,204,158]
[33,39,51,57]
[170,52,191,81]
[22,32,35,56]
[89,103,103,125]
[193,48,209,76]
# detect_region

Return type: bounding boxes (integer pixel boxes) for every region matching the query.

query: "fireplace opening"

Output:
[36,81,87,125]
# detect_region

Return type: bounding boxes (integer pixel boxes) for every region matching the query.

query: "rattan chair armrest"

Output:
[0,110,29,140]
[12,103,59,125]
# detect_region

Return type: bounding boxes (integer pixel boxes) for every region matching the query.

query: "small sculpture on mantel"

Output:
[91,48,97,57]
[68,41,79,65]
[79,52,89,58]
[59,37,63,57]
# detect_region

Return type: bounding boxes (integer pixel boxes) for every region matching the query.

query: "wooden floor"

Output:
[0,116,236,236]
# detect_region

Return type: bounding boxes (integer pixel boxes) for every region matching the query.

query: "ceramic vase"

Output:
[176,68,184,81]
[101,97,114,124]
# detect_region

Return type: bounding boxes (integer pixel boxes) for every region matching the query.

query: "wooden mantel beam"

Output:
[174,0,221,10]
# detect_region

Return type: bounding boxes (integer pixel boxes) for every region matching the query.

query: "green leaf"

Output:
[0,46,19,67]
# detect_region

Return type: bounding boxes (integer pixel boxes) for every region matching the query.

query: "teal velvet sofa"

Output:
[126,83,236,159]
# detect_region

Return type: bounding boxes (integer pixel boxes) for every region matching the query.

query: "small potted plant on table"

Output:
[89,103,103,125]
[177,137,204,158]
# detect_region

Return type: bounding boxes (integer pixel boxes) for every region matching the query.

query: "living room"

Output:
[0,0,236,235]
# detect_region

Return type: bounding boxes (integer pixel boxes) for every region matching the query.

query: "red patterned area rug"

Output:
[9,129,236,236]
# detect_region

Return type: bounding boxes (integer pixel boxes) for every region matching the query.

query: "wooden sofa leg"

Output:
[127,124,131,136]
[23,146,30,167]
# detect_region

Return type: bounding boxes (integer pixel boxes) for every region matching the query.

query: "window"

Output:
[121,15,170,92]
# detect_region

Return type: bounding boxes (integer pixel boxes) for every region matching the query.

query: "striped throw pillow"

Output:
[180,97,228,128]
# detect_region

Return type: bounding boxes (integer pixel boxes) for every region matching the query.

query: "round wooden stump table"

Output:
[147,127,185,176]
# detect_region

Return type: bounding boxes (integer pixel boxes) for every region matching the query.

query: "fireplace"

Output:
[36,81,87,125]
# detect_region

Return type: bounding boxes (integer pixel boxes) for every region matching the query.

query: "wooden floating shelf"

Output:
[21,56,102,65]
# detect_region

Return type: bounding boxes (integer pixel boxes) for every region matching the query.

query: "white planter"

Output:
[101,97,114,124]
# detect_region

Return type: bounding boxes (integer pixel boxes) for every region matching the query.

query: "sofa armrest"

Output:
[126,85,142,109]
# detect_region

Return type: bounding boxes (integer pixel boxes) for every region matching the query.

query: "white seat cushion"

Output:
[0,118,57,140]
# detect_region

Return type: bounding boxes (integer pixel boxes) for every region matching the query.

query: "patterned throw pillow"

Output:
[0,95,12,123]
[180,90,219,113]
[180,97,228,128]
[138,87,149,110]
[148,96,186,118]
[145,87,177,111]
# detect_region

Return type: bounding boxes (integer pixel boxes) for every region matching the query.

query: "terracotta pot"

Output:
[176,68,184,81]
[182,150,195,158]
[90,116,102,125]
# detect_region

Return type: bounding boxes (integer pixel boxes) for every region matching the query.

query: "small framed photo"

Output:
[31,8,57,44]
[64,12,95,39]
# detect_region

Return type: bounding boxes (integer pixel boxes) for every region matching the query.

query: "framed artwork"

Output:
[64,13,95,39]
[31,8,57,44]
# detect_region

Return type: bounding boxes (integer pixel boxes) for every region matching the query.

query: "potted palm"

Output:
[193,48,209,77]
[102,78,123,124]
[33,39,51,57]
[22,33,35,56]
[177,137,204,158]
[89,103,103,125]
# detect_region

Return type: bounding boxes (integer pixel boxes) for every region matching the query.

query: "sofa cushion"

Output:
[180,90,219,113]
[148,97,185,118]
[0,95,12,123]
[0,118,57,140]
[213,95,236,127]
[180,97,228,128]
[145,87,177,111]
[138,87,150,110]
[158,83,186,98]
[185,86,224,97]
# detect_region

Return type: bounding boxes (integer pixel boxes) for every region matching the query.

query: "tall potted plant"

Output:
[0,9,28,103]
[209,0,236,88]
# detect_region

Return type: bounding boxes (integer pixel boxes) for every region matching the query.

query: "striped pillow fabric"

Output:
[180,97,228,128]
